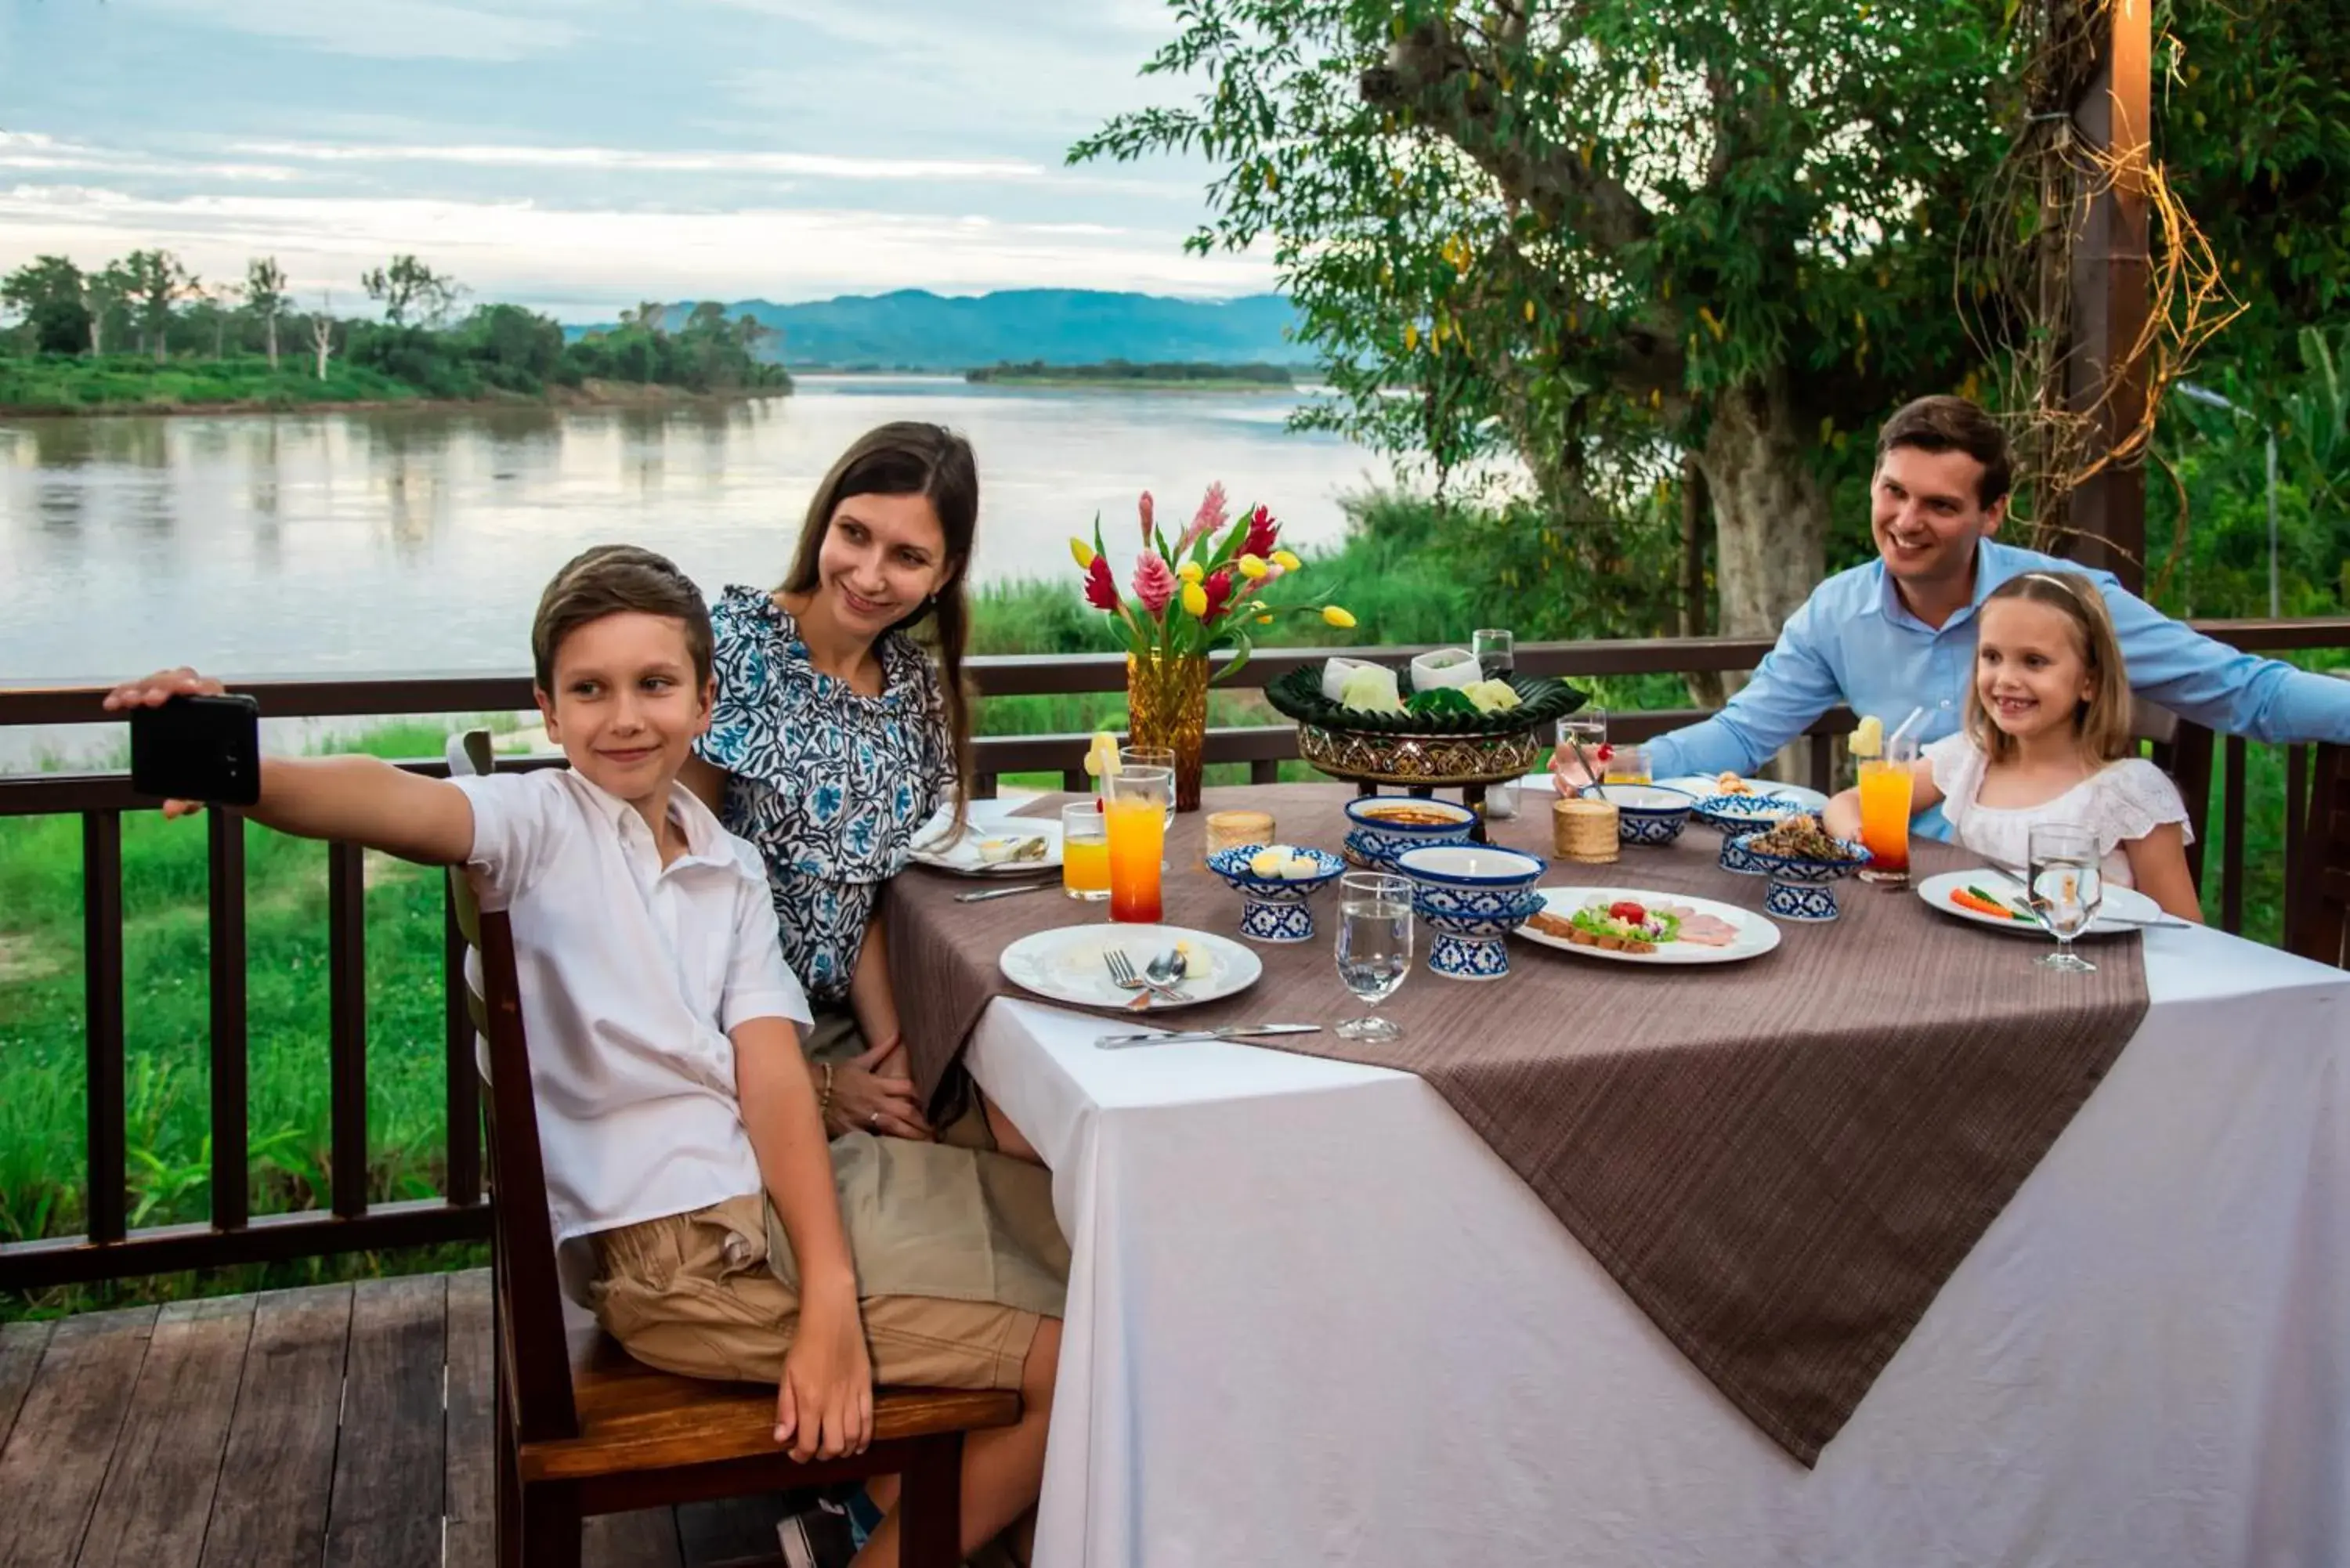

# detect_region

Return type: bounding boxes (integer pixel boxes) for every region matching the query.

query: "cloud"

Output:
[226,139,1048,184]
[123,0,584,62]
[0,185,1274,313]
[0,133,296,183]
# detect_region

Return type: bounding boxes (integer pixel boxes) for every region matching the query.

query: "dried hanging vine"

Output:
[1958,0,2241,591]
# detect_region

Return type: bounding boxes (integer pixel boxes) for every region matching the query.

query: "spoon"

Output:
[1146,945,1188,994]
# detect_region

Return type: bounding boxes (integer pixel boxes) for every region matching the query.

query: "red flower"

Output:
[1083,553,1120,612]
[1201,566,1235,622]
[1241,504,1278,559]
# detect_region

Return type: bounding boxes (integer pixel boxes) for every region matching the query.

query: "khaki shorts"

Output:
[590,1193,1043,1393]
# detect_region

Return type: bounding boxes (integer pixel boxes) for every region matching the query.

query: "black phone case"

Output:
[129,694,262,807]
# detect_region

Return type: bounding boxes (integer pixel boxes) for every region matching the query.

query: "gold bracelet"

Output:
[819,1061,835,1124]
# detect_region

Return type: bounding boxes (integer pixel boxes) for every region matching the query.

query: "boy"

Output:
[105,545,1064,1568]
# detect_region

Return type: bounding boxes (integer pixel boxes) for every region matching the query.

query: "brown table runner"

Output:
[887,783,2151,1464]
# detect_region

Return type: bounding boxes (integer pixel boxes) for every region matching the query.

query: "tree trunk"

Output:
[265,314,278,370]
[1696,376,1830,644]
[1678,453,1726,709]
[152,326,166,365]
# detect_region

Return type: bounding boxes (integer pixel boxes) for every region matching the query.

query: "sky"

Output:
[0,0,1270,318]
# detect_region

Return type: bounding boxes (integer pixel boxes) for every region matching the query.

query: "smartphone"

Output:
[129,693,262,807]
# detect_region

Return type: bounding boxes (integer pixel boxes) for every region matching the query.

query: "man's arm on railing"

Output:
[1646,599,1844,781]
[2102,587,2350,744]
[103,667,475,862]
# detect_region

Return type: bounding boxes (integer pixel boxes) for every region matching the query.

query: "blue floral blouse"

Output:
[694,587,959,1003]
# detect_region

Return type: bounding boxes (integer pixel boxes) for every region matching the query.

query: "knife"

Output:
[1973,862,2190,929]
[1094,1024,1322,1050]
[953,880,1055,904]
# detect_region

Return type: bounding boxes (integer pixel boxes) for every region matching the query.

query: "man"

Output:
[1560,396,2350,836]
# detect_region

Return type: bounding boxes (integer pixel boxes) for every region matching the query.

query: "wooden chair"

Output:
[2130,699,2217,891]
[2286,742,2348,969]
[443,732,1018,1566]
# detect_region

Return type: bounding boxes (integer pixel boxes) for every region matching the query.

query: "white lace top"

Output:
[1924,732,2193,888]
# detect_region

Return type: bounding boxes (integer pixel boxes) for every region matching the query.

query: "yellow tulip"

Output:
[1271,548,1302,573]
[1180,581,1209,617]
[1256,614,1274,625]
[1070,537,1096,569]
[1238,554,1270,580]
[1321,605,1357,629]
[1247,599,1268,612]
[1177,561,1205,584]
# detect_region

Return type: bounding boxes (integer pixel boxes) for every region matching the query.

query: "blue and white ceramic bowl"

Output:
[1689,793,1802,836]
[1342,796,1479,868]
[1731,831,1872,922]
[1205,844,1346,944]
[1589,784,1696,846]
[1395,844,1548,981]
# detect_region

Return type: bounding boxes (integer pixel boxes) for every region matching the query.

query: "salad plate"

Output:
[1514,886,1781,966]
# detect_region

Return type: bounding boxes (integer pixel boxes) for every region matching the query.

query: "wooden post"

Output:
[2066,0,2152,591]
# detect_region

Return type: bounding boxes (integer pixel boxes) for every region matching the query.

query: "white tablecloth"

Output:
[967,923,2350,1567]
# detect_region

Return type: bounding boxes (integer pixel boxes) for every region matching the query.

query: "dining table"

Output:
[892,782,2350,1568]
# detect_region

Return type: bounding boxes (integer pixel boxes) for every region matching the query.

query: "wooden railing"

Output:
[3,620,2344,1291]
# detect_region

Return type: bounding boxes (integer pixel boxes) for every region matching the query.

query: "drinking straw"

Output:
[1888,705,1927,748]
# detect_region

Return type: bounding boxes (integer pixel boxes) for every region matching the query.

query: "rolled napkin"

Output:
[1321,656,1383,703]
[1410,647,1481,692]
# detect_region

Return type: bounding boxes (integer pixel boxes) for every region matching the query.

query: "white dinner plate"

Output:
[1654,775,1831,813]
[1513,885,1782,966]
[1915,869,2163,938]
[909,818,1065,876]
[999,923,1262,1010]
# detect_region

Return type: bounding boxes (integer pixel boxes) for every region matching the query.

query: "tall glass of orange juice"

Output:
[1856,732,1917,883]
[1104,766,1172,923]
[1061,801,1110,901]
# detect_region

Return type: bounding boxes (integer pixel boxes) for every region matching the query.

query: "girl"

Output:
[682,421,1035,1158]
[1824,569,2204,922]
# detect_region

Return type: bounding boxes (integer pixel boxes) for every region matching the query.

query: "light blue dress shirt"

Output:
[1647,538,2350,839]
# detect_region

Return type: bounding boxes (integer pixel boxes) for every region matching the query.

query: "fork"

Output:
[1104,947,1184,1010]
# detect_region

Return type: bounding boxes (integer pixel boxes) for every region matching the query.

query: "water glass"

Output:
[1334,872,1413,1042]
[1060,801,1109,901]
[2025,822,2104,973]
[1556,708,1608,791]
[1103,765,1172,923]
[1472,630,1521,819]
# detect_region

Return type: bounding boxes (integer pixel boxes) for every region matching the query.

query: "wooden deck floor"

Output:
[0,1270,796,1568]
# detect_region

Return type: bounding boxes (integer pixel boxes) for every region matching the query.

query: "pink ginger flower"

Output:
[1179,482,1231,554]
[1130,550,1178,615]
[1138,490,1155,543]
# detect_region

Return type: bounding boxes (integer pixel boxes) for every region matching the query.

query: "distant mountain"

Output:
[567,289,1310,371]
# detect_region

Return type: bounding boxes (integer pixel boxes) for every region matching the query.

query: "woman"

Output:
[684,421,1033,1158]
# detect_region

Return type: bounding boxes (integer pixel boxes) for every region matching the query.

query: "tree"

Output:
[245,257,288,370]
[83,260,132,357]
[1076,1,2015,640]
[120,248,196,363]
[624,300,671,335]
[361,255,461,327]
[312,290,337,381]
[197,279,243,358]
[1,255,92,355]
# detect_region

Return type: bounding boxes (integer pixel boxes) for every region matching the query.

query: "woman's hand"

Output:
[825,1037,933,1140]
[1549,745,1595,798]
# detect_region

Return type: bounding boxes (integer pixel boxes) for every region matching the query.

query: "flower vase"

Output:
[1126,650,1209,812]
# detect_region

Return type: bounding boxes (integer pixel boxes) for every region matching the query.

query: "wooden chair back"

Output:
[2288,743,2348,969]
[2131,699,2215,891]
[446,729,580,1443]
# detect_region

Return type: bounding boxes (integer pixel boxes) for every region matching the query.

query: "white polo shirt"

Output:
[450,768,812,1256]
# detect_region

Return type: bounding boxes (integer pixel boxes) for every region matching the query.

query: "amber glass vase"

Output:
[1126,650,1210,811]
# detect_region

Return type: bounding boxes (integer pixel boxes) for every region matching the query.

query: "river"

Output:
[0,375,1390,689]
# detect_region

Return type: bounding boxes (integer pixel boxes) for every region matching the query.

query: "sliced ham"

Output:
[1676,914,1741,947]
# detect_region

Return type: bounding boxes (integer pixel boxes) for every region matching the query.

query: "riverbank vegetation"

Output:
[0,252,790,413]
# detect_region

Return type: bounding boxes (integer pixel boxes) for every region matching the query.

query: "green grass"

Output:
[0,491,2326,1316]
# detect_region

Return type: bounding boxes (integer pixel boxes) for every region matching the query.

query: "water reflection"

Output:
[0,382,1386,683]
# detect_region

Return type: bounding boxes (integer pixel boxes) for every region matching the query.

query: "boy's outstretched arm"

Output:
[733,1013,873,1462]
[103,667,475,864]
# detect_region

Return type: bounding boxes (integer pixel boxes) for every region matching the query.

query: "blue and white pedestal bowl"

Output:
[1730,833,1871,922]
[1206,844,1346,945]
[1394,844,1548,981]
[1589,784,1696,846]
[1341,796,1478,868]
